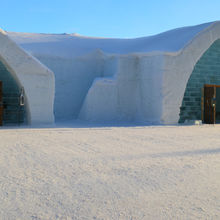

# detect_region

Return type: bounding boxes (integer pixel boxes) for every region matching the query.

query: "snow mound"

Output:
[7,22,214,58]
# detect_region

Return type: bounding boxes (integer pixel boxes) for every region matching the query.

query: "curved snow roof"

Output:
[7,21,218,59]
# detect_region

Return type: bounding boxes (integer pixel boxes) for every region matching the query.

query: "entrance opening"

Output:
[203,84,220,124]
[0,81,3,126]
[0,60,25,126]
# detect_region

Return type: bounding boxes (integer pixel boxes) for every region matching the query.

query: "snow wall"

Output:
[34,51,164,124]
[0,30,55,125]
[79,53,164,123]
[34,51,119,120]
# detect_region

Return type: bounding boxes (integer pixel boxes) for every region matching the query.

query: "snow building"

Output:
[1,21,220,125]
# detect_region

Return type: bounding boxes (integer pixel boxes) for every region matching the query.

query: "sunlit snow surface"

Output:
[8,22,212,58]
[0,123,220,219]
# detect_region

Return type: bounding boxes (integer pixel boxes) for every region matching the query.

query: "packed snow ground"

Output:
[0,123,220,219]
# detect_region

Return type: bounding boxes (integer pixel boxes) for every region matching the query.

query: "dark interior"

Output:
[216,87,220,123]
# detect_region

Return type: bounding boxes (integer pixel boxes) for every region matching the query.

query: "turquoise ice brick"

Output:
[183,98,190,102]
[0,60,25,125]
[179,39,220,123]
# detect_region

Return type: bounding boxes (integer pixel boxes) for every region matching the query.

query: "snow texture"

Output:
[7,21,220,124]
[0,123,220,219]
[7,22,212,58]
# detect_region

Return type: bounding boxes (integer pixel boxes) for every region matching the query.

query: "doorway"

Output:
[0,81,3,126]
[0,59,25,126]
[203,84,220,124]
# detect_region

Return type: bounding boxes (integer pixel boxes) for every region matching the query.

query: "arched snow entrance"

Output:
[179,39,220,123]
[0,29,55,125]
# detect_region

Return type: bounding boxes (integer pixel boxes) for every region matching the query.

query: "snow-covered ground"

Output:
[0,123,220,219]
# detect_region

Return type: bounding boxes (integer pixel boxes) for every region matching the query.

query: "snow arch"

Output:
[0,29,55,125]
[179,39,220,123]
[161,22,220,124]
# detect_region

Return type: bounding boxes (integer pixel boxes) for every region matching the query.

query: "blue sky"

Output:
[1,0,220,38]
